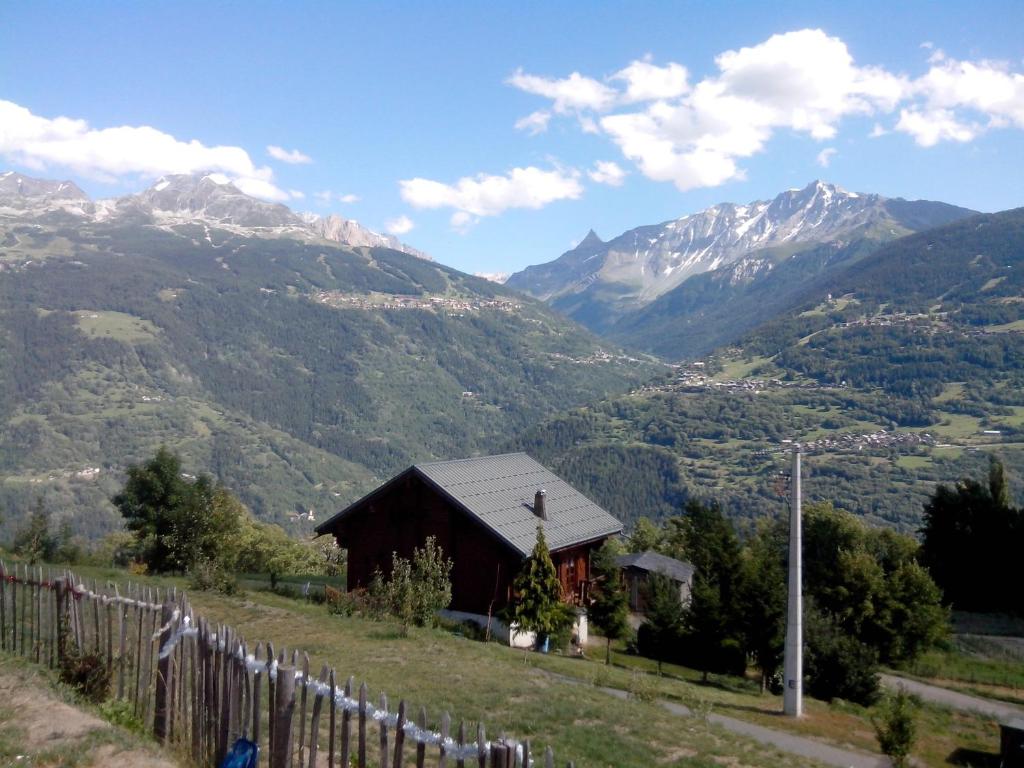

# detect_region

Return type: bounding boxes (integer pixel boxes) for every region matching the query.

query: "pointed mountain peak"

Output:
[579,228,603,247]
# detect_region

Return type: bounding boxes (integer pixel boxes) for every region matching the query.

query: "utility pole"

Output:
[783,443,803,717]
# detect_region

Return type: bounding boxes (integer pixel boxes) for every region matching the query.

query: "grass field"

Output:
[47,563,1007,768]
[74,310,160,342]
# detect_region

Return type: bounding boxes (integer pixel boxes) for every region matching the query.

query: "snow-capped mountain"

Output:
[0,171,427,259]
[506,181,974,328]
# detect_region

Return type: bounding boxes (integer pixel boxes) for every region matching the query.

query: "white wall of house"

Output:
[439,608,588,649]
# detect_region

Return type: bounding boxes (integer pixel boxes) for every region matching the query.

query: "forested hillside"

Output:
[509,209,1024,531]
[0,214,659,539]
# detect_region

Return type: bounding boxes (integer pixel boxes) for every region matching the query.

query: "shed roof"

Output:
[315,453,623,557]
[615,551,695,583]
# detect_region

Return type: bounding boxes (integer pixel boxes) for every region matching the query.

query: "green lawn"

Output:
[43,563,1006,768]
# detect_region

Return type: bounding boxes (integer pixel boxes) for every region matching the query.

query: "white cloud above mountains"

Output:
[399,166,583,225]
[267,145,312,164]
[588,160,627,186]
[385,214,414,235]
[508,29,1024,192]
[0,99,295,201]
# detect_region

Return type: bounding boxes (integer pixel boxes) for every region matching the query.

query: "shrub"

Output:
[99,699,144,733]
[368,537,453,634]
[627,670,656,702]
[873,689,919,768]
[59,648,110,703]
[188,559,239,595]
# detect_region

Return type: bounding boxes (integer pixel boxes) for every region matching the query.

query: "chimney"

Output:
[534,489,548,520]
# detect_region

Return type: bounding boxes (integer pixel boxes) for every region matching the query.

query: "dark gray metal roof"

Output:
[615,551,694,582]
[414,453,622,556]
[316,452,622,557]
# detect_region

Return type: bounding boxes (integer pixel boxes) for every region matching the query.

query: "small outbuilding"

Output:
[615,550,695,614]
[315,453,623,644]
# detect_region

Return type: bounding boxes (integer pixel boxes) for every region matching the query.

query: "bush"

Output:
[59,648,110,703]
[326,587,372,617]
[188,559,239,595]
[805,609,880,705]
[627,670,656,703]
[368,537,453,634]
[873,689,919,768]
[99,699,144,733]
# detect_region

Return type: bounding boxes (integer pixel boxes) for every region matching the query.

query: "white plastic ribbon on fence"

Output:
[157,623,526,763]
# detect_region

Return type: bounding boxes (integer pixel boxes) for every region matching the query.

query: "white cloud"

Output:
[611,57,689,102]
[385,214,414,235]
[450,211,478,233]
[314,190,360,206]
[588,160,627,186]
[288,189,306,199]
[267,145,312,164]
[509,30,1024,192]
[895,108,979,146]
[0,99,292,201]
[400,165,583,219]
[514,110,552,135]
[506,68,618,113]
[816,147,838,167]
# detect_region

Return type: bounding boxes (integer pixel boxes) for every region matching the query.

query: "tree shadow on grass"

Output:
[946,747,1001,767]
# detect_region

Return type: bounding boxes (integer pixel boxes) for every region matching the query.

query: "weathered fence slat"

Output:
[327,669,337,768]
[393,699,406,768]
[456,720,466,768]
[358,682,368,768]
[341,675,354,768]
[271,665,296,768]
[252,643,263,750]
[298,652,310,766]
[379,692,390,768]
[307,665,328,768]
[439,711,450,768]
[416,705,426,768]
[154,601,175,742]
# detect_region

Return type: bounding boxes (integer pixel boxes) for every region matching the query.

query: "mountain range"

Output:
[506,181,975,349]
[510,207,1024,531]
[0,170,426,258]
[0,171,658,540]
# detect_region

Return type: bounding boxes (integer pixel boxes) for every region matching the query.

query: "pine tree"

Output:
[507,525,571,651]
[640,571,684,675]
[588,540,630,664]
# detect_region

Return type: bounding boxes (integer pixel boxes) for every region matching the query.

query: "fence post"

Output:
[54,578,66,665]
[154,600,176,742]
[271,665,296,768]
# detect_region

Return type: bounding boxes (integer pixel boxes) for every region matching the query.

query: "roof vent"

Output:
[534,489,548,520]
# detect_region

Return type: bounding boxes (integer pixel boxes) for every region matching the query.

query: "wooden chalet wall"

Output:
[328,473,523,615]
[551,542,601,605]
[326,471,613,614]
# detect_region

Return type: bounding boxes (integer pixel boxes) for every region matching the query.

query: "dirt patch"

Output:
[0,659,180,768]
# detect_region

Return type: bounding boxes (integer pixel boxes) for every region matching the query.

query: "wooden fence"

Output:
[0,560,569,768]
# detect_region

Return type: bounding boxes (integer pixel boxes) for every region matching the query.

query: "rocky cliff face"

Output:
[0,170,428,259]
[506,181,974,327]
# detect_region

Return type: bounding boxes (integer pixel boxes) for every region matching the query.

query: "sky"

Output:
[2,1,1024,276]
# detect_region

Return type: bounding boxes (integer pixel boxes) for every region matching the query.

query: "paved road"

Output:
[552,672,889,767]
[881,673,1024,722]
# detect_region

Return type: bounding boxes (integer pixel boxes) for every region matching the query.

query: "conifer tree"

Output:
[507,525,570,651]
[588,540,630,664]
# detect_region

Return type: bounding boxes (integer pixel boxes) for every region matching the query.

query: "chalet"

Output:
[615,550,694,616]
[314,453,623,644]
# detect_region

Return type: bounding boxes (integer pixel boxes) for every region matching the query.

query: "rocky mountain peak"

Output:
[506,181,976,331]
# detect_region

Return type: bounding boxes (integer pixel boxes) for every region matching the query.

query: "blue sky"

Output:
[2,1,1023,275]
